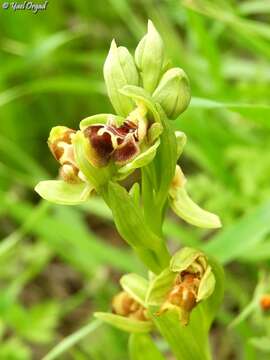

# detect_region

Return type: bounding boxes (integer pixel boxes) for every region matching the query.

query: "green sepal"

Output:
[119,85,161,123]
[72,131,115,189]
[104,40,139,116]
[120,273,149,306]
[129,334,166,360]
[118,139,160,175]
[170,247,204,273]
[35,180,93,205]
[135,20,164,94]
[79,114,124,130]
[169,187,222,229]
[94,312,152,333]
[146,268,176,307]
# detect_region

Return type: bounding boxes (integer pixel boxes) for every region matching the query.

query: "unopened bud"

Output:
[104,40,139,116]
[135,20,164,94]
[153,68,191,119]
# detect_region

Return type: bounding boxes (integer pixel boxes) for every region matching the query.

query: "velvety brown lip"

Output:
[84,120,139,166]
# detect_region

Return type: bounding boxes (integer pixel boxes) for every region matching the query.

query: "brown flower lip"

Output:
[84,120,140,167]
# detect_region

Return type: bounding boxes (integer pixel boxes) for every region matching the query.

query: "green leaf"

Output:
[118,139,160,175]
[249,337,270,352]
[149,308,210,360]
[204,200,270,264]
[120,273,149,306]
[42,319,101,360]
[169,187,222,229]
[0,338,31,360]
[94,312,152,333]
[35,180,93,205]
[190,97,270,128]
[106,181,168,273]
[6,301,60,344]
[107,182,163,253]
[129,334,166,360]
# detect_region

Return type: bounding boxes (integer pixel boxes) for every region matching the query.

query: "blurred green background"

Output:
[1,0,270,359]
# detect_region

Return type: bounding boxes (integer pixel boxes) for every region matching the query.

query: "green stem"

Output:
[99,184,166,274]
[141,167,170,271]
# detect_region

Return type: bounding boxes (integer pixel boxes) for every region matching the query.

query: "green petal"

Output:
[94,312,152,333]
[118,139,160,175]
[169,187,222,229]
[146,268,175,306]
[120,273,149,306]
[35,180,92,205]
[119,85,161,123]
[79,114,124,130]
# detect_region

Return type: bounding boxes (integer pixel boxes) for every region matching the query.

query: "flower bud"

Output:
[153,68,191,119]
[135,20,164,94]
[104,40,139,117]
